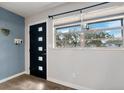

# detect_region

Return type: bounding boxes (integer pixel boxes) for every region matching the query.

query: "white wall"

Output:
[25,2,124,89]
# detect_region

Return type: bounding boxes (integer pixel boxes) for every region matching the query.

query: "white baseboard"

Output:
[25,70,30,74]
[0,71,26,83]
[47,77,92,90]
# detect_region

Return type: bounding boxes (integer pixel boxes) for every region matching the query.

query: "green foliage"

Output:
[56,30,80,48]
[56,30,123,48]
[85,31,122,47]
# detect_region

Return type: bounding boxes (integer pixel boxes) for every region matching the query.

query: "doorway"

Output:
[30,22,47,79]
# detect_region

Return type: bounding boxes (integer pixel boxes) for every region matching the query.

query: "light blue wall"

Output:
[0,7,25,80]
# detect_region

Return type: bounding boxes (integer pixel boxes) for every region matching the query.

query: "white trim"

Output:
[0,71,26,83]
[47,77,92,90]
[52,47,124,51]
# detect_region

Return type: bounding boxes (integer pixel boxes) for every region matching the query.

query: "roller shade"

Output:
[53,14,81,28]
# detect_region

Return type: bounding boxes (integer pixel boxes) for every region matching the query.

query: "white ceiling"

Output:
[0,2,65,18]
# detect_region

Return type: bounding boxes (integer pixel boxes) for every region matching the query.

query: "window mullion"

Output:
[80,11,85,48]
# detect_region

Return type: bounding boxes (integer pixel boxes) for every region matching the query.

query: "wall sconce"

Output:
[0,28,10,36]
[14,38,23,45]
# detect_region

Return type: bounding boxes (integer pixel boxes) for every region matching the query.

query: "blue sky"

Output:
[88,20,122,38]
[56,25,81,33]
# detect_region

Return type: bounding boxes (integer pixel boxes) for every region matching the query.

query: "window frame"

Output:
[53,17,124,50]
[85,18,124,48]
[54,24,82,48]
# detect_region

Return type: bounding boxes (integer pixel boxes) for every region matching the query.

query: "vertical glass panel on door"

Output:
[38,56,43,61]
[38,37,43,41]
[38,27,43,32]
[38,66,43,71]
[38,47,43,51]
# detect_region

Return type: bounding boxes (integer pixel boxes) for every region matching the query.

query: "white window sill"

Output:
[51,47,124,51]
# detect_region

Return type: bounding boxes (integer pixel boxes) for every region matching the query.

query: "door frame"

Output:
[26,19,48,79]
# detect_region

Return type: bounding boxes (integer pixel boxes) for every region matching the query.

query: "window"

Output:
[85,19,123,48]
[54,16,124,48]
[54,15,81,48]
[55,25,81,48]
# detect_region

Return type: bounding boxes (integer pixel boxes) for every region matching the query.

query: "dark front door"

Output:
[30,22,47,79]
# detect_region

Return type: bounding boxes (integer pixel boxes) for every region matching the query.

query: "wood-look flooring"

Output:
[0,74,74,90]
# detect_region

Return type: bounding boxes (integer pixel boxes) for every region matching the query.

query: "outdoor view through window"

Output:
[54,15,123,48]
